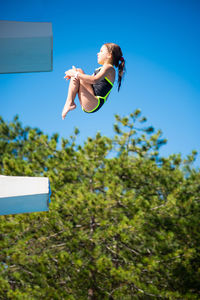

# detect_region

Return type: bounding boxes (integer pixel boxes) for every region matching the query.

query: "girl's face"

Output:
[97,45,112,65]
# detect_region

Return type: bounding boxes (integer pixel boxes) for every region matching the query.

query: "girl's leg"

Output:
[62,77,80,120]
[62,68,99,119]
[76,69,99,112]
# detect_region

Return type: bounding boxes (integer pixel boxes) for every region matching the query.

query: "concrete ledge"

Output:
[0,175,51,215]
[0,21,53,74]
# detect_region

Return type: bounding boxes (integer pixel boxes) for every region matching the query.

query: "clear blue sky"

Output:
[0,0,200,166]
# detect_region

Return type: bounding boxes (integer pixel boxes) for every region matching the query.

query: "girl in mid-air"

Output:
[62,43,125,119]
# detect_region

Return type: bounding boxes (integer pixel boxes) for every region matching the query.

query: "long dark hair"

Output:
[104,43,126,91]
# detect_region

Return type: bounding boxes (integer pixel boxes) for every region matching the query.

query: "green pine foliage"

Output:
[0,111,199,299]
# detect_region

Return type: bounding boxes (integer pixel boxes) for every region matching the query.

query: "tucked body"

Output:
[62,43,125,119]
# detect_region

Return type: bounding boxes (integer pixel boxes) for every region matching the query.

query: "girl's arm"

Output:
[64,65,113,84]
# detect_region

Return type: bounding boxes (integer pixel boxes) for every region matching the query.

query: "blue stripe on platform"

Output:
[0,193,49,216]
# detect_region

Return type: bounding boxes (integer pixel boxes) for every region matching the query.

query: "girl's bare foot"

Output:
[62,102,77,120]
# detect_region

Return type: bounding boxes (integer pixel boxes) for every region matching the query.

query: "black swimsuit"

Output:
[82,67,114,113]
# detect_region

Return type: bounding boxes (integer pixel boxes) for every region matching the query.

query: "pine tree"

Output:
[0,111,199,299]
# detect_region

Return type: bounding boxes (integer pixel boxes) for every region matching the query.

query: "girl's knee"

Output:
[77,68,84,74]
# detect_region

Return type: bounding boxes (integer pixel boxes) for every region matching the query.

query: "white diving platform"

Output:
[0,175,51,215]
[0,20,53,74]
